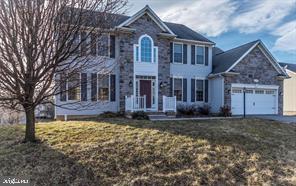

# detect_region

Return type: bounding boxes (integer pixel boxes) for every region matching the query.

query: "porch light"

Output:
[129,81,133,87]
[159,81,167,88]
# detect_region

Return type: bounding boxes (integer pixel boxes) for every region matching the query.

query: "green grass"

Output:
[0,118,295,185]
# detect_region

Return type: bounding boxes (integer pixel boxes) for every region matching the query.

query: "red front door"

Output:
[140,80,152,108]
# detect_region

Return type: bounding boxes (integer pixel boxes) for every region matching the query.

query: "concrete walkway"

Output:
[255,115,296,124]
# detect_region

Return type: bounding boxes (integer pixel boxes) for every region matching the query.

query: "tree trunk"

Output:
[24,108,36,142]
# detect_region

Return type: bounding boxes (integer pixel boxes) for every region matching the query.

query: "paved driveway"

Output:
[255,115,296,124]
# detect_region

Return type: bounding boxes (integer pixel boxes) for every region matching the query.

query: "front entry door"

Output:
[140,80,152,108]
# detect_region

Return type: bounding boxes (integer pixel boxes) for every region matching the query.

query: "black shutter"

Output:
[91,73,97,101]
[205,47,209,66]
[191,45,195,65]
[80,32,87,56]
[110,35,115,58]
[60,74,67,101]
[90,33,97,56]
[110,74,116,101]
[81,73,87,101]
[170,43,173,63]
[170,77,173,96]
[183,44,187,64]
[183,78,187,102]
[191,79,195,102]
[205,80,209,103]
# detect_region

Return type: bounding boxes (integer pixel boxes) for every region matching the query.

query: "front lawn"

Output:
[0,118,295,185]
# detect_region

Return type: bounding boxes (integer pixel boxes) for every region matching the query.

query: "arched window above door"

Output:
[134,34,158,63]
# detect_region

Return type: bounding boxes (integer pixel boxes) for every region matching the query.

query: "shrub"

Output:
[99,111,124,118]
[131,111,149,120]
[198,104,211,116]
[219,105,232,117]
[177,103,198,115]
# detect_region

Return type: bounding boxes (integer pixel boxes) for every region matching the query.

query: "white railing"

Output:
[125,95,146,112]
[163,96,176,112]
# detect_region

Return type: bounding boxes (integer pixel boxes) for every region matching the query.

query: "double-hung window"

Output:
[173,78,183,101]
[195,80,204,101]
[196,46,205,65]
[68,73,80,101]
[98,74,109,101]
[173,43,182,63]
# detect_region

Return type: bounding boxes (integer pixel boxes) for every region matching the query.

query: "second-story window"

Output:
[173,43,182,63]
[134,35,157,63]
[196,46,205,65]
[141,36,152,62]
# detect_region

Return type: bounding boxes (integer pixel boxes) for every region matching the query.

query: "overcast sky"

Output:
[126,0,296,63]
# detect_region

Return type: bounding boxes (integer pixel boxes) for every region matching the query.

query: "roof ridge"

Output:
[215,40,260,56]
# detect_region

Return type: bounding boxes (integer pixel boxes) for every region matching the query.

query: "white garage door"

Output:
[231,87,277,115]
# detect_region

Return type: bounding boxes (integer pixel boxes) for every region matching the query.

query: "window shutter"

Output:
[60,74,67,101]
[110,35,115,58]
[170,77,173,96]
[183,44,187,64]
[205,47,209,66]
[191,45,195,65]
[81,73,87,101]
[91,73,97,101]
[191,79,195,102]
[90,33,97,56]
[205,80,209,103]
[170,43,173,63]
[80,32,87,56]
[110,74,116,101]
[183,78,187,102]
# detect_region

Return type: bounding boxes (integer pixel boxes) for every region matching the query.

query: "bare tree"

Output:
[0,0,127,142]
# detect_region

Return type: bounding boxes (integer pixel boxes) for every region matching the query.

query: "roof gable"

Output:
[212,40,287,76]
[117,5,175,35]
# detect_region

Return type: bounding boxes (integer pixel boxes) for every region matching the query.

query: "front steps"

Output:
[148,112,176,121]
[125,111,176,120]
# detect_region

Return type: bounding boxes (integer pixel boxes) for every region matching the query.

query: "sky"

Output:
[126,0,296,64]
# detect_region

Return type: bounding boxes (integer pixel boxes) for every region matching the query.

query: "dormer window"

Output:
[134,34,158,63]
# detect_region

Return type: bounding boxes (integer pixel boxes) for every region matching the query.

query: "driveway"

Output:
[255,115,296,124]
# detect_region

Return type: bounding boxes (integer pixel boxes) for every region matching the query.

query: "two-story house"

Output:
[55,5,288,120]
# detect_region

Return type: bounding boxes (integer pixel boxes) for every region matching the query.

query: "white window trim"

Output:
[194,78,205,102]
[173,42,183,64]
[172,76,183,101]
[97,73,111,102]
[195,45,205,65]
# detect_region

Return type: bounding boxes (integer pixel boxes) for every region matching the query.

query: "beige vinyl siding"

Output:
[283,71,296,115]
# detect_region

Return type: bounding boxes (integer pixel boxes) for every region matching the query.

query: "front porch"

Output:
[125,95,176,113]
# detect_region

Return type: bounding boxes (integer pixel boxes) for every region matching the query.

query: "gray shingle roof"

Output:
[212,40,260,74]
[164,22,213,43]
[64,7,213,43]
[212,47,224,56]
[279,62,296,72]
[115,15,213,43]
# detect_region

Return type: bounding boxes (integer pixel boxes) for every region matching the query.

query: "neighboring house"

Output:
[54,5,288,119]
[280,63,296,115]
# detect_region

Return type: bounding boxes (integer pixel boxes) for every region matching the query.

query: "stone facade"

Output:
[118,14,172,111]
[223,46,284,114]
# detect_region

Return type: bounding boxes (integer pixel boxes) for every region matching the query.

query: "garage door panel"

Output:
[231,86,277,115]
